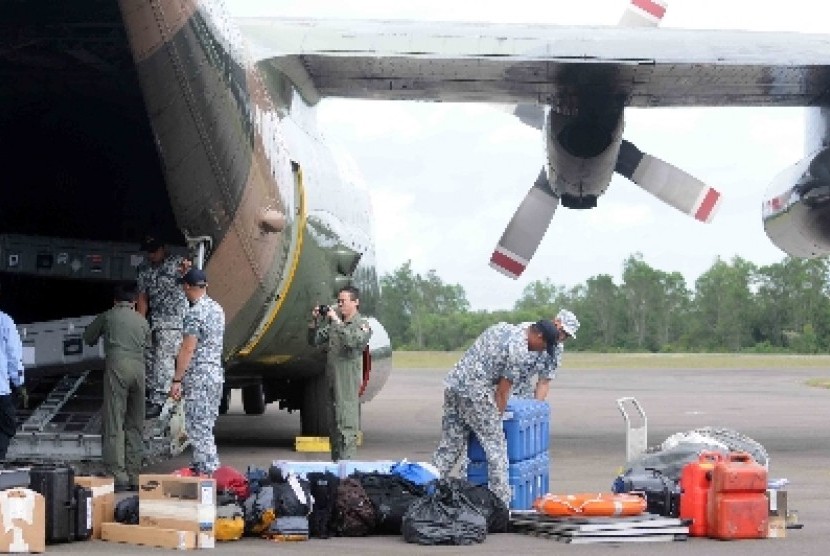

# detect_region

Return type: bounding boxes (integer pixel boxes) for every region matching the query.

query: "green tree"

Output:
[376,252,830,353]
[691,256,756,351]
[657,271,691,350]
[755,257,830,350]
[578,274,623,349]
[378,261,419,347]
[513,278,567,312]
[378,261,469,349]
[620,254,664,350]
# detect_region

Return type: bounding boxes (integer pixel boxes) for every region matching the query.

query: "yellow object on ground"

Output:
[215,516,244,541]
[295,432,362,452]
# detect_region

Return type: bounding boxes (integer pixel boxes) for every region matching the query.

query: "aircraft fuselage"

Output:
[0,0,391,435]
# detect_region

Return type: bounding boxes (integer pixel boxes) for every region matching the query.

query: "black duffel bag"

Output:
[352,471,426,535]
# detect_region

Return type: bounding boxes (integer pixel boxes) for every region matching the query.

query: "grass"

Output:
[392,351,830,370]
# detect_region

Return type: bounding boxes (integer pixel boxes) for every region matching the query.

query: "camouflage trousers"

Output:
[145,328,182,406]
[432,388,510,507]
[183,373,222,474]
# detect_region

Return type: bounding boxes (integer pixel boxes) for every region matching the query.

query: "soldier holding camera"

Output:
[308,286,372,461]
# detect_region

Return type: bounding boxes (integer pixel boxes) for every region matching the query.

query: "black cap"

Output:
[179,268,207,286]
[535,319,558,356]
[141,235,163,252]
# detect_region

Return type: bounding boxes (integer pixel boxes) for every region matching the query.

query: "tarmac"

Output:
[47,363,829,554]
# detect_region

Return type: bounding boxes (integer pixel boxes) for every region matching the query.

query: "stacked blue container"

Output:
[466,398,550,510]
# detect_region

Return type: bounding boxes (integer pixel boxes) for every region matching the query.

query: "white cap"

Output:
[556,309,580,339]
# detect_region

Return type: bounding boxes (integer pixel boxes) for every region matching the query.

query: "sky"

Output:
[226,1,829,310]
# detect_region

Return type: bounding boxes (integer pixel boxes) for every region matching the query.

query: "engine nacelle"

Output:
[358,316,392,403]
[545,108,624,207]
[763,147,830,258]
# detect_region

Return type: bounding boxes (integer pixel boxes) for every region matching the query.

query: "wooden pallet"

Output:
[510,512,689,543]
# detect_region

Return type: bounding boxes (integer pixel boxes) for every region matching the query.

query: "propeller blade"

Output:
[487,103,546,130]
[512,104,546,130]
[616,139,722,223]
[490,168,559,279]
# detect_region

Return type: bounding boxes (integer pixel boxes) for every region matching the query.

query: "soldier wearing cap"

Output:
[168,267,225,475]
[432,319,559,507]
[136,235,190,417]
[513,309,580,400]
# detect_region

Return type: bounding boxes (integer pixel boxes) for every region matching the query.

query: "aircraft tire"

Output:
[301,373,330,436]
[218,388,231,415]
[241,383,266,415]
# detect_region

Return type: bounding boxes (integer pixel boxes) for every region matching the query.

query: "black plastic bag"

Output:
[115,495,139,524]
[455,481,509,533]
[353,471,426,535]
[401,478,486,545]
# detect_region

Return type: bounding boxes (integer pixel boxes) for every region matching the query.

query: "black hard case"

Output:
[28,464,77,543]
[74,484,93,540]
[617,469,681,517]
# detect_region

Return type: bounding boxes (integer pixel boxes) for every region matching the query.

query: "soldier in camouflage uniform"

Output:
[432,320,559,507]
[136,235,190,416]
[167,268,225,474]
[512,309,580,399]
[308,285,372,461]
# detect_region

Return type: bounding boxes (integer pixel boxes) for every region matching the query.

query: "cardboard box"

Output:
[101,522,196,550]
[74,476,115,539]
[767,515,787,538]
[0,488,45,553]
[138,474,216,548]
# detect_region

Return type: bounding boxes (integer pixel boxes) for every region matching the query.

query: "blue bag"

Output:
[390,461,439,486]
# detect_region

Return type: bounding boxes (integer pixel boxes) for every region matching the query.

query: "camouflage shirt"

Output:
[183,294,225,381]
[510,346,564,398]
[136,254,188,330]
[445,323,540,399]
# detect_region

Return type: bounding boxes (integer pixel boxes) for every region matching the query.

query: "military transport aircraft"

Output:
[2,0,830,442]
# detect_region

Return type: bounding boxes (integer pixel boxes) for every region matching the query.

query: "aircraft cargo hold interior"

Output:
[0,0,179,324]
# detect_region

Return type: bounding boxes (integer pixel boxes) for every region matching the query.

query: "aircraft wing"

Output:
[238,18,830,107]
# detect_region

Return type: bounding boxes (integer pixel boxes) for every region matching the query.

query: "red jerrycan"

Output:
[679,450,724,537]
[707,451,768,540]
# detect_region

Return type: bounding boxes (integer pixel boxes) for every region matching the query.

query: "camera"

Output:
[317,304,331,316]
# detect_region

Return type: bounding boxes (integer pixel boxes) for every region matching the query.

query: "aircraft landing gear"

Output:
[300,373,330,436]
[218,387,231,415]
[241,383,266,415]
